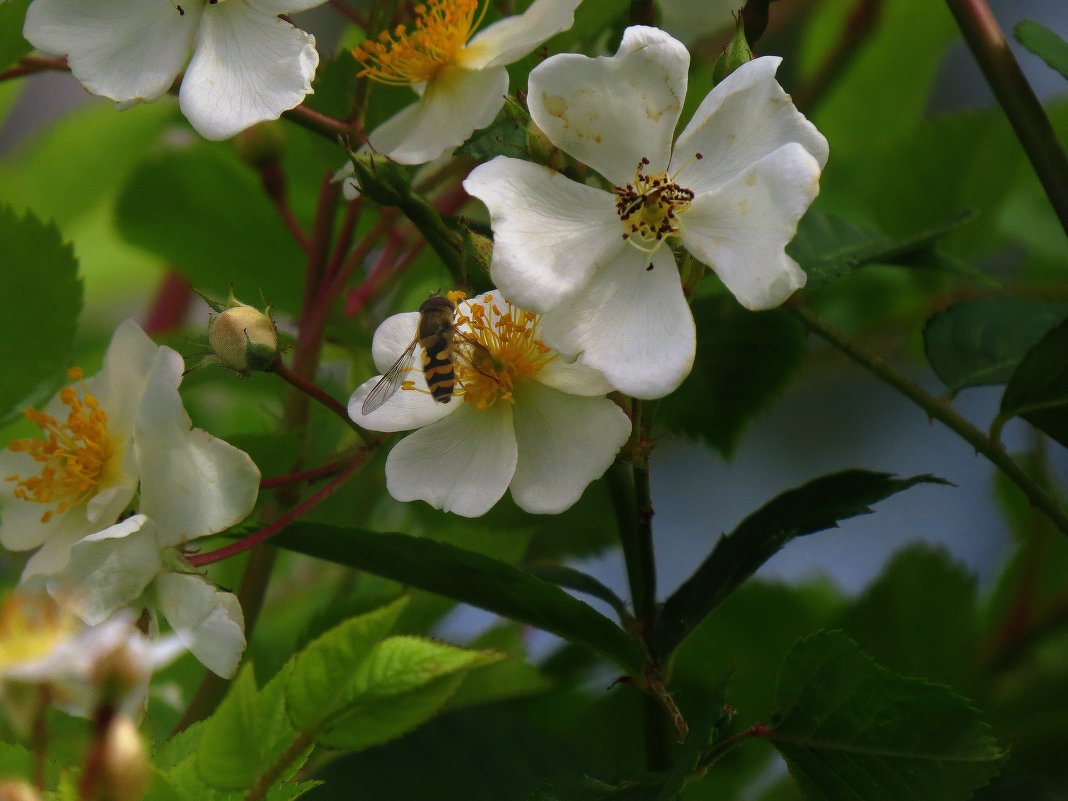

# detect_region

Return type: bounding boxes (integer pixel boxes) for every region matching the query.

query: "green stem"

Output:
[791,304,1068,537]
[243,729,315,801]
[944,0,1068,236]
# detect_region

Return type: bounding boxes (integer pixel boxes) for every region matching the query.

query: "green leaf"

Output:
[315,635,505,749]
[1015,21,1068,80]
[0,0,31,70]
[525,564,631,623]
[274,523,643,673]
[457,102,529,162]
[789,208,976,291]
[924,298,1068,396]
[0,206,82,423]
[446,624,553,710]
[304,49,359,119]
[659,296,804,457]
[656,471,947,656]
[196,666,261,791]
[838,545,980,690]
[998,316,1068,447]
[115,146,305,315]
[769,631,1004,801]
[286,597,408,735]
[0,740,32,780]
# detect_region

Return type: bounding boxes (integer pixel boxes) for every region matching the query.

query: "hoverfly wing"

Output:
[361,339,419,415]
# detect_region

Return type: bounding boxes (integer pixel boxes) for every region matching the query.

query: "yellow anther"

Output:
[352,0,488,86]
[4,370,114,524]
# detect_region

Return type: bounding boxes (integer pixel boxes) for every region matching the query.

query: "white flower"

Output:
[46,515,246,678]
[463,26,829,399]
[354,0,582,165]
[22,0,324,140]
[348,292,631,517]
[0,320,261,581]
[0,592,185,728]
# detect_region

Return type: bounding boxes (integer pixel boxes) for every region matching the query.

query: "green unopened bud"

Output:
[233,120,288,166]
[460,228,494,281]
[712,15,753,85]
[208,298,279,376]
[349,152,412,206]
[99,716,151,801]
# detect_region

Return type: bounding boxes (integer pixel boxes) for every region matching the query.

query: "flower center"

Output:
[613,157,697,252]
[352,0,488,86]
[0,593,74,671]
[454,293,555,410]
[4,368,114,524]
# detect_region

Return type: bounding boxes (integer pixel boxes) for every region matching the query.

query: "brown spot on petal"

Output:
[745,171,757,187]
[542,93,568,118]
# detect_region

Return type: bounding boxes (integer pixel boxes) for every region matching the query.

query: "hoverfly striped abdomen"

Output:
[416,294,459,404]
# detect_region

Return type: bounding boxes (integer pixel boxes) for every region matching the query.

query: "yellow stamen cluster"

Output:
[5,368,113,524]
[614,157,696,251]
[0,593,74,671]
[352,0,488,86]
[455,294,554,410]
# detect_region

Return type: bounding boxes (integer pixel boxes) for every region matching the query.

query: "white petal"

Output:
[385,402,516,517]
[371,311,421,372]
[464,156,624,311]
[134,354,260,547]
[89,319,167,444]
[155,572,246,678]
[461,0,583,70]
[510,382,630,513]
[671,56,829,194]
[20,518,93,579]
[348,375,457,432]
[23,0,197,104]
[538,246,695,399]
[528,26,688,186]
[681,142,819,310]
[535,353,616,397]
[367,64,508,165]
[180,3,319,140]
[332,160,361,201]
[0,451,83,554]
[46,516,162,625]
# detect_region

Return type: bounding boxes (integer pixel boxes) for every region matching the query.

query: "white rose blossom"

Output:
[22,0,324,140]
[353,0,582,165]
[348,292,631,518]
[0,321,259,676]
[463,26,829,399]
[0,592,185,727]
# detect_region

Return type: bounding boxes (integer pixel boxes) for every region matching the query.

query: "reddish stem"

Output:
[282,104,354,142]
[257,159,309,250]
[142,271,193,335]
[329,0,368,26]
[323,198,364,288]
[259,456,355,489]
[186,453,372,567]
[271,358,365,436]
[0,56,68,82]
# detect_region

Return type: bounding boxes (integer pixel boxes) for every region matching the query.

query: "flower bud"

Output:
[712,15,753,85]
[349,152,412,206]
[99,716,151,801]
[208,299,279,376]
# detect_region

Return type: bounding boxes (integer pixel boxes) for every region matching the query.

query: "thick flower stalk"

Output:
[463,26,829,399]
[349,292,631,517]
[22,0,325,140]
[353,0,582,164]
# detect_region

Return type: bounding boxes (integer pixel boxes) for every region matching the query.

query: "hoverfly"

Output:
[361,294,491,415]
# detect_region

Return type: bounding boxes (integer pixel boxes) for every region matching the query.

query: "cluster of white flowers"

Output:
[0,321,259,678]
[7,2,827,674]
[347,25,826,515]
